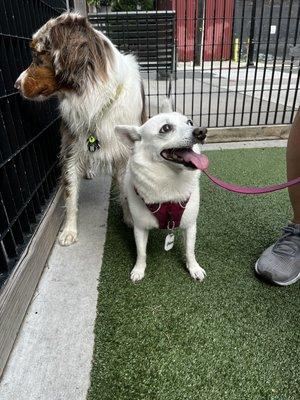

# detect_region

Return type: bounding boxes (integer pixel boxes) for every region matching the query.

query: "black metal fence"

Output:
[0,0,68,288]
[91,0,300,127]
[89,11,176,75]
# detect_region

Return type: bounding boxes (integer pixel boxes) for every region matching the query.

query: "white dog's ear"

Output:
[160,97,173,113]
[115,125,141,145]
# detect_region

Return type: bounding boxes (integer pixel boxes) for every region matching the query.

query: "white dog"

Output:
[116,101,208,282]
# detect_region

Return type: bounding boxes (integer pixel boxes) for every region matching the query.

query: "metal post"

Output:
[74,0,87,16]
[247,0,257,66]
[195,0,204,65]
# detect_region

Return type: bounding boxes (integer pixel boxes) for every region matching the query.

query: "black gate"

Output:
[0,0,68,289]
[89,11,175,75]
[90,0,300,127]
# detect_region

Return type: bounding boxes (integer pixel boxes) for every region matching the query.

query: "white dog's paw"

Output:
[59,229,78,246]
[188,263,206,281]
[130,266,145,282]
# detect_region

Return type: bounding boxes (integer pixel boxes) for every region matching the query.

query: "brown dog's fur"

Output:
[21,14,115,98]
[22,65,58,98]
[15,13,146,246]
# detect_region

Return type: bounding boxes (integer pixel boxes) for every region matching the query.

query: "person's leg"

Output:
[255,108,300,285]
[287,107,300,223]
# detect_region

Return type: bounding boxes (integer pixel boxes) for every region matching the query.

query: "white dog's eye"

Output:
[187,119,193,126]
[159,124,172,133]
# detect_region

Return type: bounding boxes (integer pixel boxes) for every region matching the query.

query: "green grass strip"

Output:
[88,148,300,400]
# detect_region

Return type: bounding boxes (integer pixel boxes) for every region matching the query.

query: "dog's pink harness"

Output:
[135,189,189,229]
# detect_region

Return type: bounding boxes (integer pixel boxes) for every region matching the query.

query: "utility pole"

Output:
[74,0,87,16]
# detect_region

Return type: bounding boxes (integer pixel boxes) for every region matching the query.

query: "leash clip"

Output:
[167,220,175,231]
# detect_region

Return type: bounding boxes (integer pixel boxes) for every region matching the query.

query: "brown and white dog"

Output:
[15,13,146,246]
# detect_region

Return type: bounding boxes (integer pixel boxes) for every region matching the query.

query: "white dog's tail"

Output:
[160,75,174,113]
[160,97,173,113]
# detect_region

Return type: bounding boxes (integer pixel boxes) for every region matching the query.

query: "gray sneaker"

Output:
[255,223,300,286]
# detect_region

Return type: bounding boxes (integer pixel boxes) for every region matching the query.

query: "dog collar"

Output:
[135,188,190,230]
[100,84,123,118]
[86,84,123,152]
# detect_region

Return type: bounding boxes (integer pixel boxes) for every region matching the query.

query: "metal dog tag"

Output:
[87,135,100,152]
[164,233,174,251]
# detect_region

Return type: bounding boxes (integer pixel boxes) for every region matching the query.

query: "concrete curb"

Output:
[206,124,290,143]
[203,139,287,151]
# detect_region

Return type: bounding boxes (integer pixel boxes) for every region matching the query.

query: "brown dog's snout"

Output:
[14,78,21,90]
[193,127,207,143]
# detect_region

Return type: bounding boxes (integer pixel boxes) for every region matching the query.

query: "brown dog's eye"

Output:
[187,119,193,126]
[32,52,42,66]
[159,124,172,133]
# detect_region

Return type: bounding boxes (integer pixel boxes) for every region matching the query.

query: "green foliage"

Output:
[87,0,153,11]
[87,0,111,6]
[87,0,99,5]
[112,0,153,11]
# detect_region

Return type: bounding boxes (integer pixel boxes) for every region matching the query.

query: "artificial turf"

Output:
[88,148,300,400]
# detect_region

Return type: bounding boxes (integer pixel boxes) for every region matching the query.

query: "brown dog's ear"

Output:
[49,16,89,89]
[49,14,112,91]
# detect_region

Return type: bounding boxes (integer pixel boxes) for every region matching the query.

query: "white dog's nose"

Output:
[193,127,207,143]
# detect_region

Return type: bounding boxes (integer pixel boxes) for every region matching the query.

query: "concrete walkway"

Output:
[142,64,299,127]
[0,175,111,400]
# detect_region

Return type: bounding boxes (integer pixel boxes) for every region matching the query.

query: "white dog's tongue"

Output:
[176,149,209,171]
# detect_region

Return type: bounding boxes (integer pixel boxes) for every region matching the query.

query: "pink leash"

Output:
[202,170,300,195]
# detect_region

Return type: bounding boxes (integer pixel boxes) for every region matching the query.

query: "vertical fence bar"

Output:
[191,0,199,120]
[145,7,151,118]
[249,0,265,126]
[273,0,294,124]
[232,0,247,126]
[155,1,160,113]
[224,1,235,127]
[164,1,168,95]
[257,0,275,125]
[240,0,257,125]
[199,0,206,126]
[265,0,285,125]
[216,0,227,127]
[285,1,300,123]
[208,0,217,127]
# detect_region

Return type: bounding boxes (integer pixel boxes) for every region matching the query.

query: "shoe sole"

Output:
[255,260,300,286]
